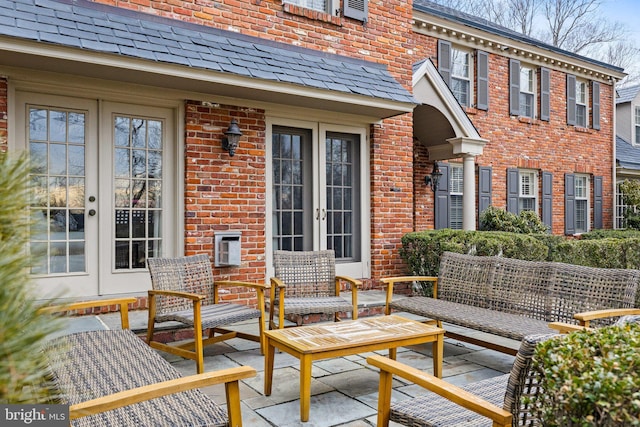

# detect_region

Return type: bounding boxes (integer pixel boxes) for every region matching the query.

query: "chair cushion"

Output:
[390,297,557,341]
[269,296,353,315]
[155,303,262,330]
[390,374,510,427]
[44,329,228,427]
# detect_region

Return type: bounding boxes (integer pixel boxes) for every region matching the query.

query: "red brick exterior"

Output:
[410,33,616,234]
[0,1,621,311]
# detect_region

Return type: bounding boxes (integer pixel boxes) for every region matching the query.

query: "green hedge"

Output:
[399,230,548,277]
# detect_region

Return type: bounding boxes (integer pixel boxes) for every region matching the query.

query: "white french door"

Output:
[268,119,370,279]
[16,93,176,298]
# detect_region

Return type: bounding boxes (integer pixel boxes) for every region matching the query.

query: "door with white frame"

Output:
[15,92,177,298]
[268,119,370,279]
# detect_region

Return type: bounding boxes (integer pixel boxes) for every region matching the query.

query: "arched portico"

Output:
[412,59,488,230]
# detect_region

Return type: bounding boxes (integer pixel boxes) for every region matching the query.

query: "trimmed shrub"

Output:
[530,323,640,426]
[479,206,549,234]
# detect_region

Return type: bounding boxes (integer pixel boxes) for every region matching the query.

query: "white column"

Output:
[463,154,476,230]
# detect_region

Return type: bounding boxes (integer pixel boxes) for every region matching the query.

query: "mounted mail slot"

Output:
[214,231,241,267]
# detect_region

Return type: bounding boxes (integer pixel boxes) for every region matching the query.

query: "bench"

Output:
[42,298,256,426]
[383,251,640,354]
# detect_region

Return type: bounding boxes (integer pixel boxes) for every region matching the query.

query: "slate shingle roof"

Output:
[0,0,415,105]
[413,0,624,75]
[616,85,640,104]
[617,136,640,170]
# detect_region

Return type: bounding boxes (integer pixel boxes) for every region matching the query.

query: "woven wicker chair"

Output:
[367,315,640,427]
[367,333,556,427]
[269,250,362,329]
[43,299,256,427]
[147,254,268,374]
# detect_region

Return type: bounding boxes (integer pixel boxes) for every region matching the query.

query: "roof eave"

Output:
[0,37,415,120]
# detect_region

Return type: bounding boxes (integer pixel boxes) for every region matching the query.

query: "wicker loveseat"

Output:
[383,251,640,354]
[42,298,256,426]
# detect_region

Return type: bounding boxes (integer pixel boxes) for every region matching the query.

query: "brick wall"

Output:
[184,101,267,306]
[410,34,616,234]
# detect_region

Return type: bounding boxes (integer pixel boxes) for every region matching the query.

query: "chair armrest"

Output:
[70,365,257,421]
[547,322,589,334]
[573,308,640,327]
[380,276,438,315]
[336,275,362,289]
[269,277,286,289]
[148,290,206,301]
[40,297,138,330]
[366,355,512,427]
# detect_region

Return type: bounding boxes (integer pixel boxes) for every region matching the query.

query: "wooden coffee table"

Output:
[263,315,444,421]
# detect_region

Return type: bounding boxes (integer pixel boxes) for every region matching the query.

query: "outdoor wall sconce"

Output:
[222,119,242,157]
[425,161,442,192]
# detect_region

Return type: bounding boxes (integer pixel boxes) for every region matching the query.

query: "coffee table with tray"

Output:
[263,314,445,421]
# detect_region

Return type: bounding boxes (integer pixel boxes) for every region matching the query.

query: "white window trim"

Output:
[519,169,538,213]
[283,0,339,15]
[634,106,640,145]
[449,164,463,229]
[575,174,590,233]
[451,46,472,107]
[576,79,589,128]
[519,65,536,118]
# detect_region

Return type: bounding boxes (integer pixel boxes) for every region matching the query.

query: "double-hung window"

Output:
[519,170,537,212]
[574,175,589,233]
[449,164,464,229]
[284,0,334,14]
[635,107,640,145]
[450,48,471,107]
[519,66,535,118]
[575,79,588,128]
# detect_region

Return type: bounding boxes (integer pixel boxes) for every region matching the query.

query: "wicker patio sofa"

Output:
[383,251,640,354]
[42,298,256,426]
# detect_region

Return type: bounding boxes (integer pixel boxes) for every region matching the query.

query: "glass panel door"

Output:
[113,116,163,270]
[29,108,88,275]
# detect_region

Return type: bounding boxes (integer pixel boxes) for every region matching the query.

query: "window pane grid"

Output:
[28,107,87,275]
[451,48,470,107]
[113,115,163,270]
[326,136,354,260]
[273,131,305,252]
[576,80,588,127]
[519,66,534,118]
[284,0,328,13]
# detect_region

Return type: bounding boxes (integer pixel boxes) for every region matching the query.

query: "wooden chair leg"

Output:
[193,300,204,374]
[146,295,157,344]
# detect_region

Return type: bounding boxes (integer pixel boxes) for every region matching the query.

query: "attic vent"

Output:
[343,0,368,22]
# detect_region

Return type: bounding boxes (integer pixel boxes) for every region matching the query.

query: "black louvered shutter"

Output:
[434,164,450,230]
[592,81,601,130]
[478,166,492,221]
[344,0,368,22]
[438,40,452,86]
[567,74,576,126]
[476,50,489,110]
[542,171,553,232]
[509,59,520,116]
[593,175,603,229]
[565,174,576,235]
[540,67,550,121]
[507,168,519,213]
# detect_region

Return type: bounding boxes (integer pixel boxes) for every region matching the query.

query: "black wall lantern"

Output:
[425,161,443,192]
[222,119,242,157]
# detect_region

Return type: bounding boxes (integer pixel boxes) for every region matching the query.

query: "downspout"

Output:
[612,78,618,229]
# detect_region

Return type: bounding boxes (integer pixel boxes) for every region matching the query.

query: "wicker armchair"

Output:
[269,250,362,329]
[147,254,267,374]
[367,333,556,427]
[368,315,640,427]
